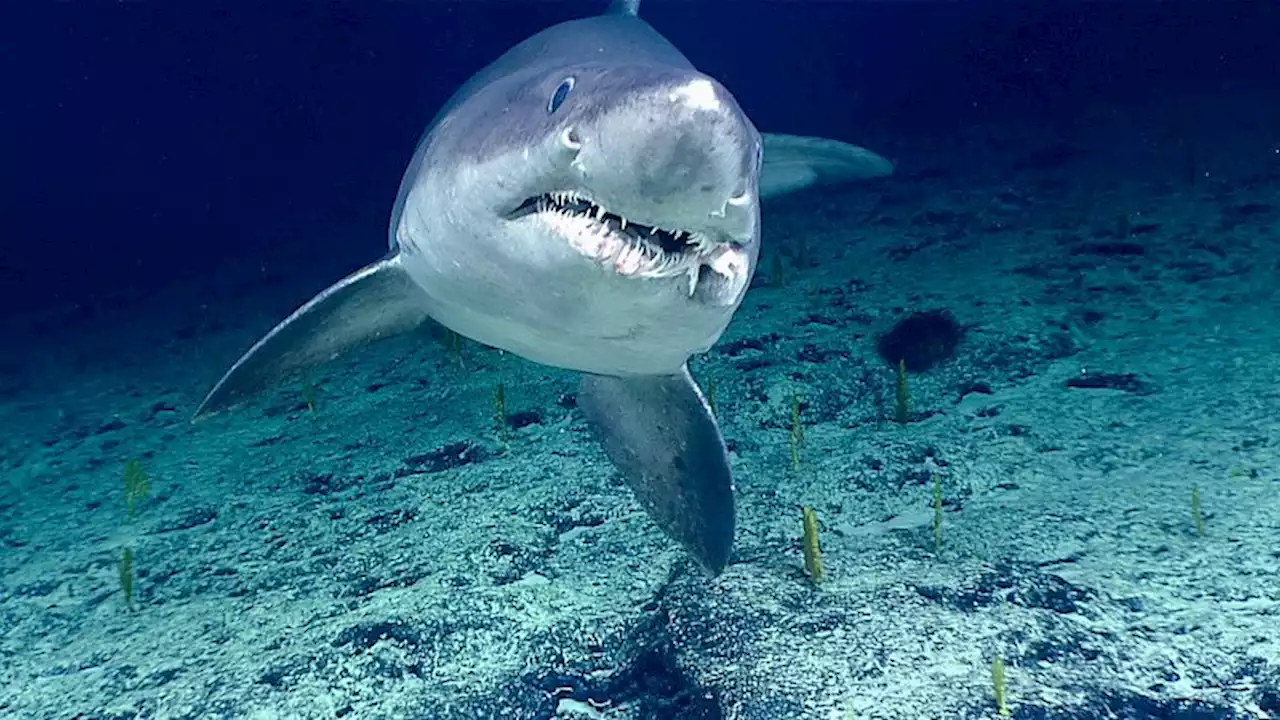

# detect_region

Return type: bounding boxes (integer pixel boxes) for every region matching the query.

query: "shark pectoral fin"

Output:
[759,132,894,200]
[193,254,426,419]
[578,368,735,575]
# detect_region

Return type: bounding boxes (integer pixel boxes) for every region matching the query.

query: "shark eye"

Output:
[548,77,575,114]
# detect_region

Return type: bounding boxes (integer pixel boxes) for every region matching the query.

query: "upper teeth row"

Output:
[542,192,690,239]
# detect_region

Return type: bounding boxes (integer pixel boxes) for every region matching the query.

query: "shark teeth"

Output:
[526,192,714,294]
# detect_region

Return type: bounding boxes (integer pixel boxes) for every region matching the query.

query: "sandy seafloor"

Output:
[1,91,1278,720]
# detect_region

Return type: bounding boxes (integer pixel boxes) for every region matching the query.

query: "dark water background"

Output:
[2,1,1276,319]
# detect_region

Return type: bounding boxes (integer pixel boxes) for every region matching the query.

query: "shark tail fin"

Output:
[607,0,640,16]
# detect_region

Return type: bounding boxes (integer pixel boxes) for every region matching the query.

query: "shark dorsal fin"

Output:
[607,0,640,16]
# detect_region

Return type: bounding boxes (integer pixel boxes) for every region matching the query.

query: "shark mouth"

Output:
[510,192,718,294]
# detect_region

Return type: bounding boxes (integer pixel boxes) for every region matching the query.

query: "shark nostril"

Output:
[561,127,582,151]
[727,189,751,207]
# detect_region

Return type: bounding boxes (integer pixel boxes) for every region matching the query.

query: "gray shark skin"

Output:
[194,1,892,575]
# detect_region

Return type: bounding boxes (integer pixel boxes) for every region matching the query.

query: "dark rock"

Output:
[876,310,964,372]
[399,441,488,475]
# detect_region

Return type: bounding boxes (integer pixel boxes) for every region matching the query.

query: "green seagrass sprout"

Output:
[894,358,911,424]
[445,328,466,368]
[123,459,149,520]
[801,506,824,585]
[991,656,1010,716]
[789,394,804,471]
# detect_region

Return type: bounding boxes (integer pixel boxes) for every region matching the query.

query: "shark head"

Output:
[510,67,762,301]
[394,51,763,376]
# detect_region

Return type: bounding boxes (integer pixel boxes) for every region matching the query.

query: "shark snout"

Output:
[632,78,754,200]
[572,71,760,234]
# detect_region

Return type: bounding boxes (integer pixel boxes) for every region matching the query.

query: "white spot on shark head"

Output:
[669,78,721,112]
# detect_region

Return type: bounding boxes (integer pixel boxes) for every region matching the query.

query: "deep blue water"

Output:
[3,1,1276,317]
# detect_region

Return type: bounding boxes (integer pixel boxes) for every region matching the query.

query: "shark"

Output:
[194,0,892,575]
